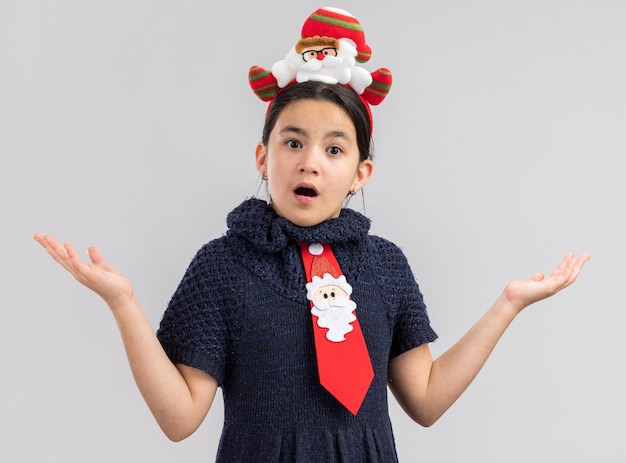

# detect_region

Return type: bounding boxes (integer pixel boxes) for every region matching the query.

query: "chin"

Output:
[281,211,334,228]
[272,201,341,228]
[287,215,324,228]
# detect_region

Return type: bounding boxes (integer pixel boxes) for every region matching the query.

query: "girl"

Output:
[33,7,590,463]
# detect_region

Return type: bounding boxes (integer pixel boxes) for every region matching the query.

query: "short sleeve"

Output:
[156,243,230,385]
[371,237,438,358]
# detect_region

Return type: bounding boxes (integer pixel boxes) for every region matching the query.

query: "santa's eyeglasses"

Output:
[301,47,338,62]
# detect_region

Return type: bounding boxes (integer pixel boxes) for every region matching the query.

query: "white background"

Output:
[2,1,624,462]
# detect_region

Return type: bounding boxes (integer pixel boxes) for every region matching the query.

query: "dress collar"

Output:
[226,198,371,253]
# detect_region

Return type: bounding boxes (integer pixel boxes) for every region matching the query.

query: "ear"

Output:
[351,159,374,192]
[255,143,268,177]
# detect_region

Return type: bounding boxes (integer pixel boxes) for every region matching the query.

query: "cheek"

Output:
[267,163,289,185]
[332,167,359,189]
[263,156,280,178]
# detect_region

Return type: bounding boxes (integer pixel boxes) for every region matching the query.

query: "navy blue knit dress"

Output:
[157,199,437,462]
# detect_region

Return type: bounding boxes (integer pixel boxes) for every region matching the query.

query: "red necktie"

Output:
[299,242,374,415]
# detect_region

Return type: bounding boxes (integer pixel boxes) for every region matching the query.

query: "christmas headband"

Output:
[248,6,392,132]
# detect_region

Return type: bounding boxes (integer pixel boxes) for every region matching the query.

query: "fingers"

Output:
[87,246,116,274]
[33,233,64,255]
[88,246,105,265]
[525,271,540,282]
[551,253,575,277]
[33,233,73,272]
[33,233,92,280]
[569,253,591,282]
[63,241,78,260]
[550,253,591,291]
[63,241,90,274]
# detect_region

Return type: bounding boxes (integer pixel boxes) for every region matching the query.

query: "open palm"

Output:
[502,253,590,312]
[33,233,134,311]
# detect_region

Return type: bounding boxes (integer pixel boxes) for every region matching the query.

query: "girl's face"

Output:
[256,99,373,227]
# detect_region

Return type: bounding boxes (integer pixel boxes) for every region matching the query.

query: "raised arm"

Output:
[387,253,590,427]
[33,233,218,441]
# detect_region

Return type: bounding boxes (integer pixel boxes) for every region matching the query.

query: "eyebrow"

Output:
[278,125,351,142]
[279,125,306,137]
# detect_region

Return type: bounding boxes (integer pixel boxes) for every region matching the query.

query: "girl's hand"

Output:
[502,253,591,314]
[33,233,135,312]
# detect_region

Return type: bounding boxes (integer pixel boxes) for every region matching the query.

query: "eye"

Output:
[302,50,318,62]
[327,145,343,156]
[286,139,302,149]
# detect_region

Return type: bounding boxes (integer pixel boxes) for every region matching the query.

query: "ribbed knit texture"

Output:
[157,198,437,462]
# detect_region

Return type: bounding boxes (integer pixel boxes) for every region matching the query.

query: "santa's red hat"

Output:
[305,243,353,299]
[300,7,372,63]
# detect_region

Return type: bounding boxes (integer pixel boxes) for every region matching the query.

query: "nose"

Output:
[299,148,320,174]
[316,52,325,60]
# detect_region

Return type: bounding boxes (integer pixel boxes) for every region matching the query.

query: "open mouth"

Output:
[295,186,318,197]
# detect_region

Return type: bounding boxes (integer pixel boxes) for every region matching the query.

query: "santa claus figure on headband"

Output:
[271,28,373,95]
[248,6,392,106]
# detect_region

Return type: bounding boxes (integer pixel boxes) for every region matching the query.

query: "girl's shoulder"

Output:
[367,233,402,251]
[181,233,242,280]
[366,234,410,262]
[361,233,419,283]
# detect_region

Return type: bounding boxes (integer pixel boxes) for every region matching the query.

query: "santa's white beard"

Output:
[311,296,357,342]
[295,55,351,85]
